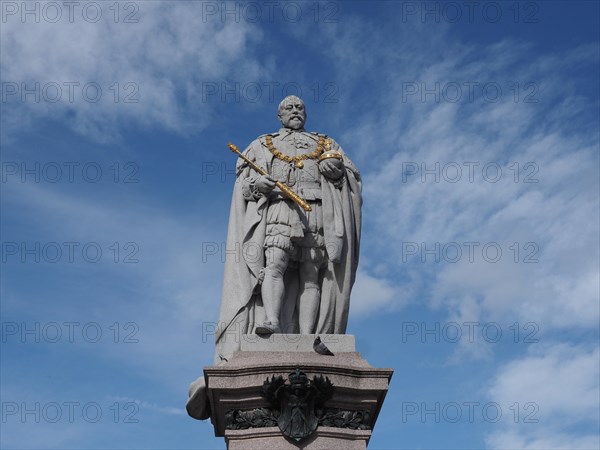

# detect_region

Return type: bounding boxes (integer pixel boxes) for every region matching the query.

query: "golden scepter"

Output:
[227,142,312,212]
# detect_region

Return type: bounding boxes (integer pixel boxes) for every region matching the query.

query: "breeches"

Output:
[264,199,326,265]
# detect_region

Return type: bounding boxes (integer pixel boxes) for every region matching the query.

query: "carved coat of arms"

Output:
[261,368,333,442]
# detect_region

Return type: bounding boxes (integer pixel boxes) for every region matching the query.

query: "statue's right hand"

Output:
[255,175,276,194]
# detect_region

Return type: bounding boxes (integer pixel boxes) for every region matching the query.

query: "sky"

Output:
[0,1,599,449]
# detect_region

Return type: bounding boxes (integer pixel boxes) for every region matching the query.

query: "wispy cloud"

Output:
[1,2,267,142]
[109,396,185,416]
[2,179,222,390]
[324,24,600,339]
[486,343,600,449]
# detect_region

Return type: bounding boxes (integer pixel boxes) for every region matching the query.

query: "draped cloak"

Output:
[214,134,362,363]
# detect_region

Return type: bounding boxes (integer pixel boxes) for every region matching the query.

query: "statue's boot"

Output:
[256,321,281,335]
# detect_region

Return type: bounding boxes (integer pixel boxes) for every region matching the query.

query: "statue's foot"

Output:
[256,321,281,335]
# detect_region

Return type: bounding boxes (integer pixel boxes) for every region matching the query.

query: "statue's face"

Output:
[278,99,306,130]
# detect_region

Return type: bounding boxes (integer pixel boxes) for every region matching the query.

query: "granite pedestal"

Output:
[202,334,393,449]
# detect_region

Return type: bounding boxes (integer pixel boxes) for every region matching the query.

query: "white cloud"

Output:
[486,431,600,450]
[1,2,267,142]
[109,396,185,416]
[485,343,600,449]
[339,36,599,340]
[350,269,402,316]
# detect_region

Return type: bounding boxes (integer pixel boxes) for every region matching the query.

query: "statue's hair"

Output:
[278,95,305,115]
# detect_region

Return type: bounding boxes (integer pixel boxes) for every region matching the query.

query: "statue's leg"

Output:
[258,246,289,334]
[298,259,320,334]
[280,267,299,333]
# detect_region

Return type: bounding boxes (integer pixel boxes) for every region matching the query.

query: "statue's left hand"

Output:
[319,158,343,179]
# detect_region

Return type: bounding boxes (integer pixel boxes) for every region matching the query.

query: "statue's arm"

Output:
[332,141,360,175]
[237,145,264,201]
[320,139,361,188]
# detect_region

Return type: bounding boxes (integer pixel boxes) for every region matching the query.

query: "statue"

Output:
[186,96,362,421]
[215,95,362,362]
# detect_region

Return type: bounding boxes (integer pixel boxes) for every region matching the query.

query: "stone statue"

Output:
[186,96,362,420]
[215,96,362,363]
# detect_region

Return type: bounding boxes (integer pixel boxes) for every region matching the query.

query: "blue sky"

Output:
[1,1,599,448]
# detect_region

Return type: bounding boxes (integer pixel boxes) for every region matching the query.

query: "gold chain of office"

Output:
[265,135,331,169]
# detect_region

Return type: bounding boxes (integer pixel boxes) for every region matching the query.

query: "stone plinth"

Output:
[203,334,393,449]
[226,427,371,449]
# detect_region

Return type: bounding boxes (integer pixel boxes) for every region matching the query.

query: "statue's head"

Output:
[278,95,306,130]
